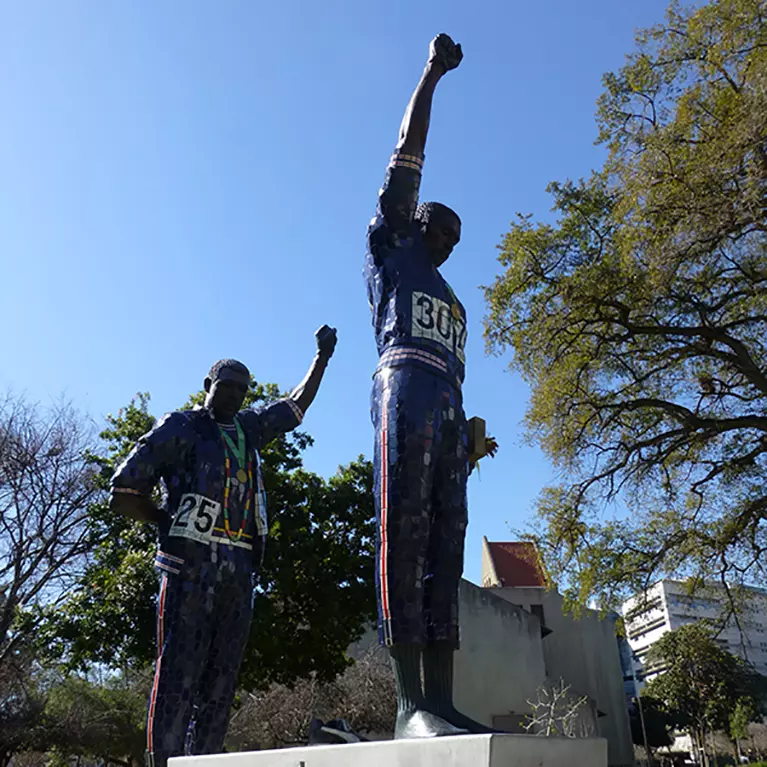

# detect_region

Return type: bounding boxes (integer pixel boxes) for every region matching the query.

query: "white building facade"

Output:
[622,580,767,684]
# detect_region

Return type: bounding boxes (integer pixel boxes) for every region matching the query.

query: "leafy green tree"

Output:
[43,381,376,689]
[483,0,767,608]
[644,624,766,765]
[41,672,148,767]
[730,697,757,762]
[629,695,675,754]
[0,648,45,767]
[1,661,149,767]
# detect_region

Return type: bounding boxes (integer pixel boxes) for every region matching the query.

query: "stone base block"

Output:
[170,733,607,767]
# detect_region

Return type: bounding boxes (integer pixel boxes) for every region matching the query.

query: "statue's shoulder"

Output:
[163,408,205,433]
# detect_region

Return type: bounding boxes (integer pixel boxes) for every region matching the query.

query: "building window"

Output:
[628,616,668,640]
[625,597,663,622]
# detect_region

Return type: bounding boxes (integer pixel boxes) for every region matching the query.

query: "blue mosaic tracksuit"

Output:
[111,400,303,766]
[364,149,469,649]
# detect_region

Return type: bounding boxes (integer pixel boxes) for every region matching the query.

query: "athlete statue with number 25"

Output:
[110,325,337,765]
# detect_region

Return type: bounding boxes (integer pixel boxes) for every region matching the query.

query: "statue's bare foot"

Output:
[394,709,469,739]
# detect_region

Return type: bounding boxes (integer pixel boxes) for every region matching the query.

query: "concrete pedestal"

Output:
[170,734,607,767]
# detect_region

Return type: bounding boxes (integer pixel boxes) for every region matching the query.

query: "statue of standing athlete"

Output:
[110,327,336,765]
[364,34,499,739]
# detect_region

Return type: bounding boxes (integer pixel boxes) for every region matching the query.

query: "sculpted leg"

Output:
[421,395,504,734]
[390,644,467,738]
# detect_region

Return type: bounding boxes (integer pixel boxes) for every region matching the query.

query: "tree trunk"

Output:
[732,737,740,764]
[708,729,718,767]
[695,727,709,767]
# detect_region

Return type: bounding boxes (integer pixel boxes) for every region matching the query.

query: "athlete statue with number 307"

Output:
[109,325,337,766]
[364,34,499,739]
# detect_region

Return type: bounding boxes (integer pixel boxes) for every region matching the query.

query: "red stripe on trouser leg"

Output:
[379,378,392,644]
[147,573,168,755]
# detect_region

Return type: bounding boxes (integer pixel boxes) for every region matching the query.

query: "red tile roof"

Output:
[487,541,546,587]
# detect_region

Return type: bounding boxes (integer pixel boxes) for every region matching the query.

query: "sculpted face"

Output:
[204,367,249,423]
[424,208,461,267]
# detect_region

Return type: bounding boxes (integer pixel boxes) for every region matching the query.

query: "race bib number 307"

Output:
[169,493,219,545]
[411,292,467,363]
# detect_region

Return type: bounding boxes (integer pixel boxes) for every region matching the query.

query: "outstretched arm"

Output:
[376,35,462,235]
[291,325,337,415]
[397,33,463,158]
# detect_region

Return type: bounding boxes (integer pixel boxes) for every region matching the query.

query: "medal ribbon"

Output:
[218,418,253,542]
[221,419,247,467]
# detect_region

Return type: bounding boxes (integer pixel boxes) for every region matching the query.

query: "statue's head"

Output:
[415,201,461,267]
[204,359,250,422]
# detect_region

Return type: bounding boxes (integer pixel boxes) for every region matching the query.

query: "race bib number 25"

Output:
[411,291,467,363]
[169,493,219,545]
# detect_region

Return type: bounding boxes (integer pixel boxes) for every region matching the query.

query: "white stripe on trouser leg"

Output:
[147,573,168,756]
[379,374,393,645]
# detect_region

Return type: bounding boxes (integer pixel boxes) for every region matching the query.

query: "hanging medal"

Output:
[219,417,253,543]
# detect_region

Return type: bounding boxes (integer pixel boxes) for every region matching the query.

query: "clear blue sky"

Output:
[0,0,673,585]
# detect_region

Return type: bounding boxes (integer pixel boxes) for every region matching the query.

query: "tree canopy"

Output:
[629,695,675,753]
[484,0,767,609]
[644,624,767,759]
[0,395,100,669]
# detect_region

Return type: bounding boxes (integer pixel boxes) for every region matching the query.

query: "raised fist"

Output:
[315,325,337,360]
[429,33,463,73]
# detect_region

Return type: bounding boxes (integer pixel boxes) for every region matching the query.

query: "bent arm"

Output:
[291,353,331,416]
[107,412,187,526]
[110,489,162,525]
[291,324,337,414]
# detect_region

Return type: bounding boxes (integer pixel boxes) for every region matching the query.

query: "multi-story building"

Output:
[622,579,767,684]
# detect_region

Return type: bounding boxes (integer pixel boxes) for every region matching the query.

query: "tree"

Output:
[39,672,148,767]
[483,0,767,609]
[0,394,100,661]
[729,696,757,762]
[225,645,396,751]
[629,695,675,763]
[1,660,149,767]
[43,382,377,689]
[0,648,45,767]
[0,394,104,766]
[644,624,766,766]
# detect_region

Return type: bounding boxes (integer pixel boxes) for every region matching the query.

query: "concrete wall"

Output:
[353,580,548,734]
[453,580,547,731]
[488,587,635,767]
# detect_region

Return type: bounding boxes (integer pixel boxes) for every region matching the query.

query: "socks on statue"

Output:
[422,642,506,734]
[389,645,424,713]
[388,645,468,739]
[422,641,453,710]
